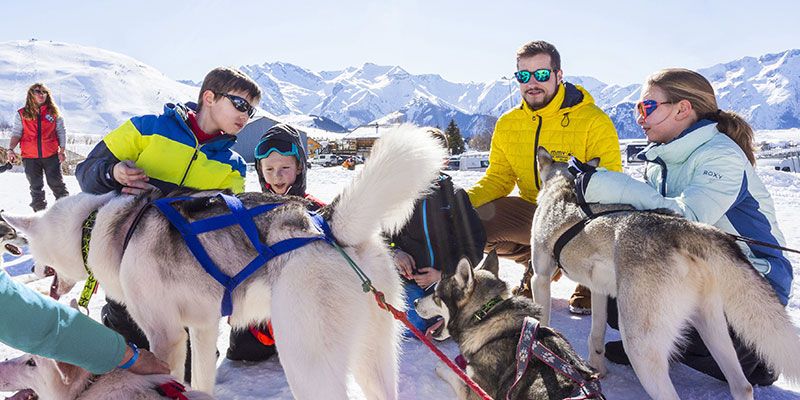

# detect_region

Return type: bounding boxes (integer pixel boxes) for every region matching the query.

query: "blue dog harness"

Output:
[153,193,334,316]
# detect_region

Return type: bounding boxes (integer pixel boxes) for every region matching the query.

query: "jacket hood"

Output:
[520,82,594,117]
[255,123,308,196]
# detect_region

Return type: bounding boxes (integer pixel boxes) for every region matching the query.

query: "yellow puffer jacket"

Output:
[467,82,622,208]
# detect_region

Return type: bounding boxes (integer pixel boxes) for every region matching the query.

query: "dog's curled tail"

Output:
[718,248,800,383]
[330,125,446,246]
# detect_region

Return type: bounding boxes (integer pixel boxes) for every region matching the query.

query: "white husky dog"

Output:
[0,353,213,400]
[4,126,446,399]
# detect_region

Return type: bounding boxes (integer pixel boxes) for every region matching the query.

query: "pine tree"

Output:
[445,119,465,155]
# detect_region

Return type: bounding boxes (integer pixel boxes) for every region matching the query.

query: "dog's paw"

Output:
[589,353,608,378]
[435,362,457,381]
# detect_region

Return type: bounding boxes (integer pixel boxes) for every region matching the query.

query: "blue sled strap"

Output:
[153,193,332,316]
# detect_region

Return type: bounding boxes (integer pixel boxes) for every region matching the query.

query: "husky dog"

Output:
[0,214,27,262]
[0,353,212,400]
[416,251,599,399]
[530,147,800,400]
[3,126,446,399]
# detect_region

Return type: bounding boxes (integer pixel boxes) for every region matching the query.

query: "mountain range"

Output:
[0,40,798,141]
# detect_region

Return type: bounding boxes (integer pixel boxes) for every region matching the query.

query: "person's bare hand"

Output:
[7,151,18,164]
[113,161,153,194]
[413,267,441,289]
[393,249,415,280]
[122,347,170,375]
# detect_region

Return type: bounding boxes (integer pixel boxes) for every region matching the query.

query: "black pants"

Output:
[607,298,777,386]
[22,155,68,211]
[102,298,195,383]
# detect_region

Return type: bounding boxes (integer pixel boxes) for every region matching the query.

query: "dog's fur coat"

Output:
[4,126,446,399]
[416,251,599,399]
[0,353,212,400]
[530,147,800,400]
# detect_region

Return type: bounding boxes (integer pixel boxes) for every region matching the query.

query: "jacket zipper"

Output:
[178,145,199,188]
[37,112,43,158]
[532,115,543,190]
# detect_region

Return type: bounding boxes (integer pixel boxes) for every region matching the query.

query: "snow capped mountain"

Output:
[0,40,796,142]
[246,49,799,139]
[0,39,198,136]
[701,49,800,129]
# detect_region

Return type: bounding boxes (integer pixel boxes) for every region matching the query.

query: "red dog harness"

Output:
[156,380,189,400]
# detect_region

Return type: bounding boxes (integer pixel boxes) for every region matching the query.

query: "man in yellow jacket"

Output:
[467,40,622,314]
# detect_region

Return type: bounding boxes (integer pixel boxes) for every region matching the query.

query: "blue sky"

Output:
[3,0,798,85]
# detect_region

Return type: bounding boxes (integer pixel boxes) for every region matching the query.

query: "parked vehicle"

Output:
[776,156,799,172]
[445,155,461,170]
[458,152,489,171]
[310,154,339,167]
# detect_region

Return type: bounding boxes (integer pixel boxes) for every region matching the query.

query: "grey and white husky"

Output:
[3,126,446,399]
[0,353,212,400]
[416,251,599,399]
[530,147,800,400]
[0,214,27,263]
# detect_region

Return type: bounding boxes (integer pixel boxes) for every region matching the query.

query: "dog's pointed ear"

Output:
[54,360,85,386]
[478,250,499,278]
[587,157,601,168]
[536,147,553,169]
[453,257,474,289]
[1,213,36,233]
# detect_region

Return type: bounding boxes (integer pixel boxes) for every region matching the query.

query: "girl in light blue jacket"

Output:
[579,68,792,386]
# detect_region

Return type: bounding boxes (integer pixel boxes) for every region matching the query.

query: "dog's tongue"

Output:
[4,243,22,256]
[425,318,445,338]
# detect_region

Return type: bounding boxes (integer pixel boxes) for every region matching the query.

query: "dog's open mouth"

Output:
[425,317,445,339]
[4,243,22,256]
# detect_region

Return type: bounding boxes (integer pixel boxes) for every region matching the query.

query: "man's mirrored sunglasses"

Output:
[514,69,552,84]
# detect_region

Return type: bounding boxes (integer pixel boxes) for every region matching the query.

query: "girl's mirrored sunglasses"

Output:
[32,89,48,96]
[514,69,552,84]
[216,92,256,118]
[635,99,672,123]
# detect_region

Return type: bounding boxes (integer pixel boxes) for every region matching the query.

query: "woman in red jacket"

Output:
[7,83,69,211]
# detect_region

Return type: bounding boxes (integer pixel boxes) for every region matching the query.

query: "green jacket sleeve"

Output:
[0,273,126,374]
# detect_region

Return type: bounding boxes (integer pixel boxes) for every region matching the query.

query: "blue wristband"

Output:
[118,342,139,370]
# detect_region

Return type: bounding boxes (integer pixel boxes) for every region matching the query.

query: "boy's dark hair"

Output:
[197,67,262,112]
[428,128,449,149]
[516,40,561,71]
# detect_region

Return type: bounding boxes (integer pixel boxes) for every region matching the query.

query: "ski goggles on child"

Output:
[254,137,301,161]
[635,99,673,123]
[514,69,552,84]
[216,92,256,118]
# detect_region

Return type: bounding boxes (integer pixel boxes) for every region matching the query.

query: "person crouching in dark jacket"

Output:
[390,128,486,337]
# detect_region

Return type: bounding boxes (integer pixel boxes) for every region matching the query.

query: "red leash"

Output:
[372,290,494,400]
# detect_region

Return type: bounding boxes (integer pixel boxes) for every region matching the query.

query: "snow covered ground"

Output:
[1,159,799,399]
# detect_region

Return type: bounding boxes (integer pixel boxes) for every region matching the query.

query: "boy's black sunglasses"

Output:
[215,92,256,118]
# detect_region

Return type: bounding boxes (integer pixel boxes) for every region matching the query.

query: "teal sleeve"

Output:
[0,273,127,374]
[584,160,744,224]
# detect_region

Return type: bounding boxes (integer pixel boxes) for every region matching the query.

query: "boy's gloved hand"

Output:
[568,156,598,205]
[567,156,597,178]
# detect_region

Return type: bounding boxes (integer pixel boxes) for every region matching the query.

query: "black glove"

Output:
[0,162,12,173]
[567,157,596,208]
[567,156,596,178]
